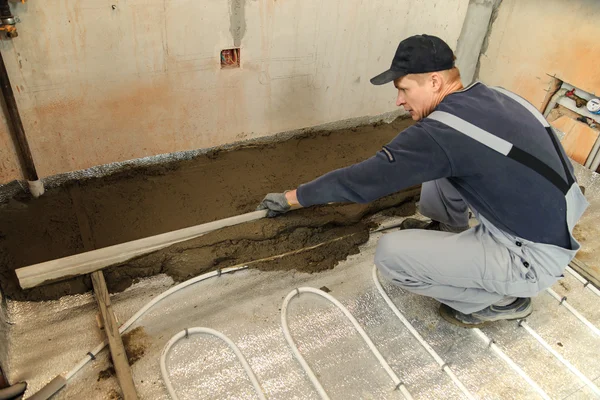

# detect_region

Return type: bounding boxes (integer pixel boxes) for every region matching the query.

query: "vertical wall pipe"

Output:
[0,39,44,196]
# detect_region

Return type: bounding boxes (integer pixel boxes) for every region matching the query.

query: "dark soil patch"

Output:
[107,389,122,400]
[97,327,150,382]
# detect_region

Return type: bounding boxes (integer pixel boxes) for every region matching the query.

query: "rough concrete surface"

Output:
[455,0,496,85]
[0,118,416,301]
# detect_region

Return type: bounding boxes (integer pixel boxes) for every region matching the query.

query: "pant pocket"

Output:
[392,278,427,289]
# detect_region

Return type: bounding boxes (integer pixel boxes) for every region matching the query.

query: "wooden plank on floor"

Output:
[570,257,600,290]
[16,210,268,289]
[91,271,138,400]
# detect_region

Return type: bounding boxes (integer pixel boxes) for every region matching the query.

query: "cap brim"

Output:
[370,69,407,85]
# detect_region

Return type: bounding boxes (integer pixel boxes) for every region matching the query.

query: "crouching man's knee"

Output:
[375,233,409,279]
[375,232,431,290]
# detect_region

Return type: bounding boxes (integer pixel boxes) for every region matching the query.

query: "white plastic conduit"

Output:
[546,288,600,336]
[565,266,600,298]
[31,266,249,399]
[281,287,413,400]
[472,329,551,400]
[371,266,475,400]
[66,266,249,380]
[518,319,600,397]
[160,327,267,400]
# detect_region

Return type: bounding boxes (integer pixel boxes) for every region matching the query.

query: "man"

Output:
[257,34,588,327]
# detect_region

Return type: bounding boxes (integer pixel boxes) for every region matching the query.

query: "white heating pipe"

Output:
[472,329,551,400]
[66,266,249,380]
[371,266,474,400]
[518,320,600,397]
[29,266,249,399]
[281,287,413,400]
[565,266,600,298]
[160,327,266,400]
[546,288,600,336]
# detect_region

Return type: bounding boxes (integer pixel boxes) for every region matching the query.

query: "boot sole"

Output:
[439,302,533,329]
[439,304,491,328]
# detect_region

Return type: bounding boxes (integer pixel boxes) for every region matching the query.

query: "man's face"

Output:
[394,75,435,121]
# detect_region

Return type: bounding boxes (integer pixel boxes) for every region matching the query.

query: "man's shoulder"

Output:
[436,82,499,113]
[428,82,541,137]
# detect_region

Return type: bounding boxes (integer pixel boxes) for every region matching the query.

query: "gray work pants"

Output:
[375,179,555,314]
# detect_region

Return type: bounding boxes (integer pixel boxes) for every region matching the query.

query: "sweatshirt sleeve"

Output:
[296,124,452,207]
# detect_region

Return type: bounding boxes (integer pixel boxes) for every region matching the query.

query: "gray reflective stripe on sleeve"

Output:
[381,146,395,162]
[428,111,513,155]
[491,87,550,128]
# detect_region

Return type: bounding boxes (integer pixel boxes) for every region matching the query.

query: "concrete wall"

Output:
[478,0,600,109]
[454,0,498,86]
[0,98,22,182]
[0,0,472,182]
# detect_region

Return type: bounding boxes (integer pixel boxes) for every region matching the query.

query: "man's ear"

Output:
[430,72,442,92]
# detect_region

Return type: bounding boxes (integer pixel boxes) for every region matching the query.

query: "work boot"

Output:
[439,298,533,328]
[400,218,468,233]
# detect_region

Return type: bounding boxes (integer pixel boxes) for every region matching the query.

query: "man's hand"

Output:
[257,190,301,217]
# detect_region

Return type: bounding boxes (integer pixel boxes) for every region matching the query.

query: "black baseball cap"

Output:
[370,34,455,85]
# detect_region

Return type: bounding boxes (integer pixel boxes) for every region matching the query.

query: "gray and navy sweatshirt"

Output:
[296,82,575,249]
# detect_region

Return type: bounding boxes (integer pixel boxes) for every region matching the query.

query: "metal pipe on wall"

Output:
[0,0,18,39]
[0,0,44,197]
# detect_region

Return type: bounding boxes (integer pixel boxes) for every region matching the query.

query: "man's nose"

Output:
[396,92,405,107]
